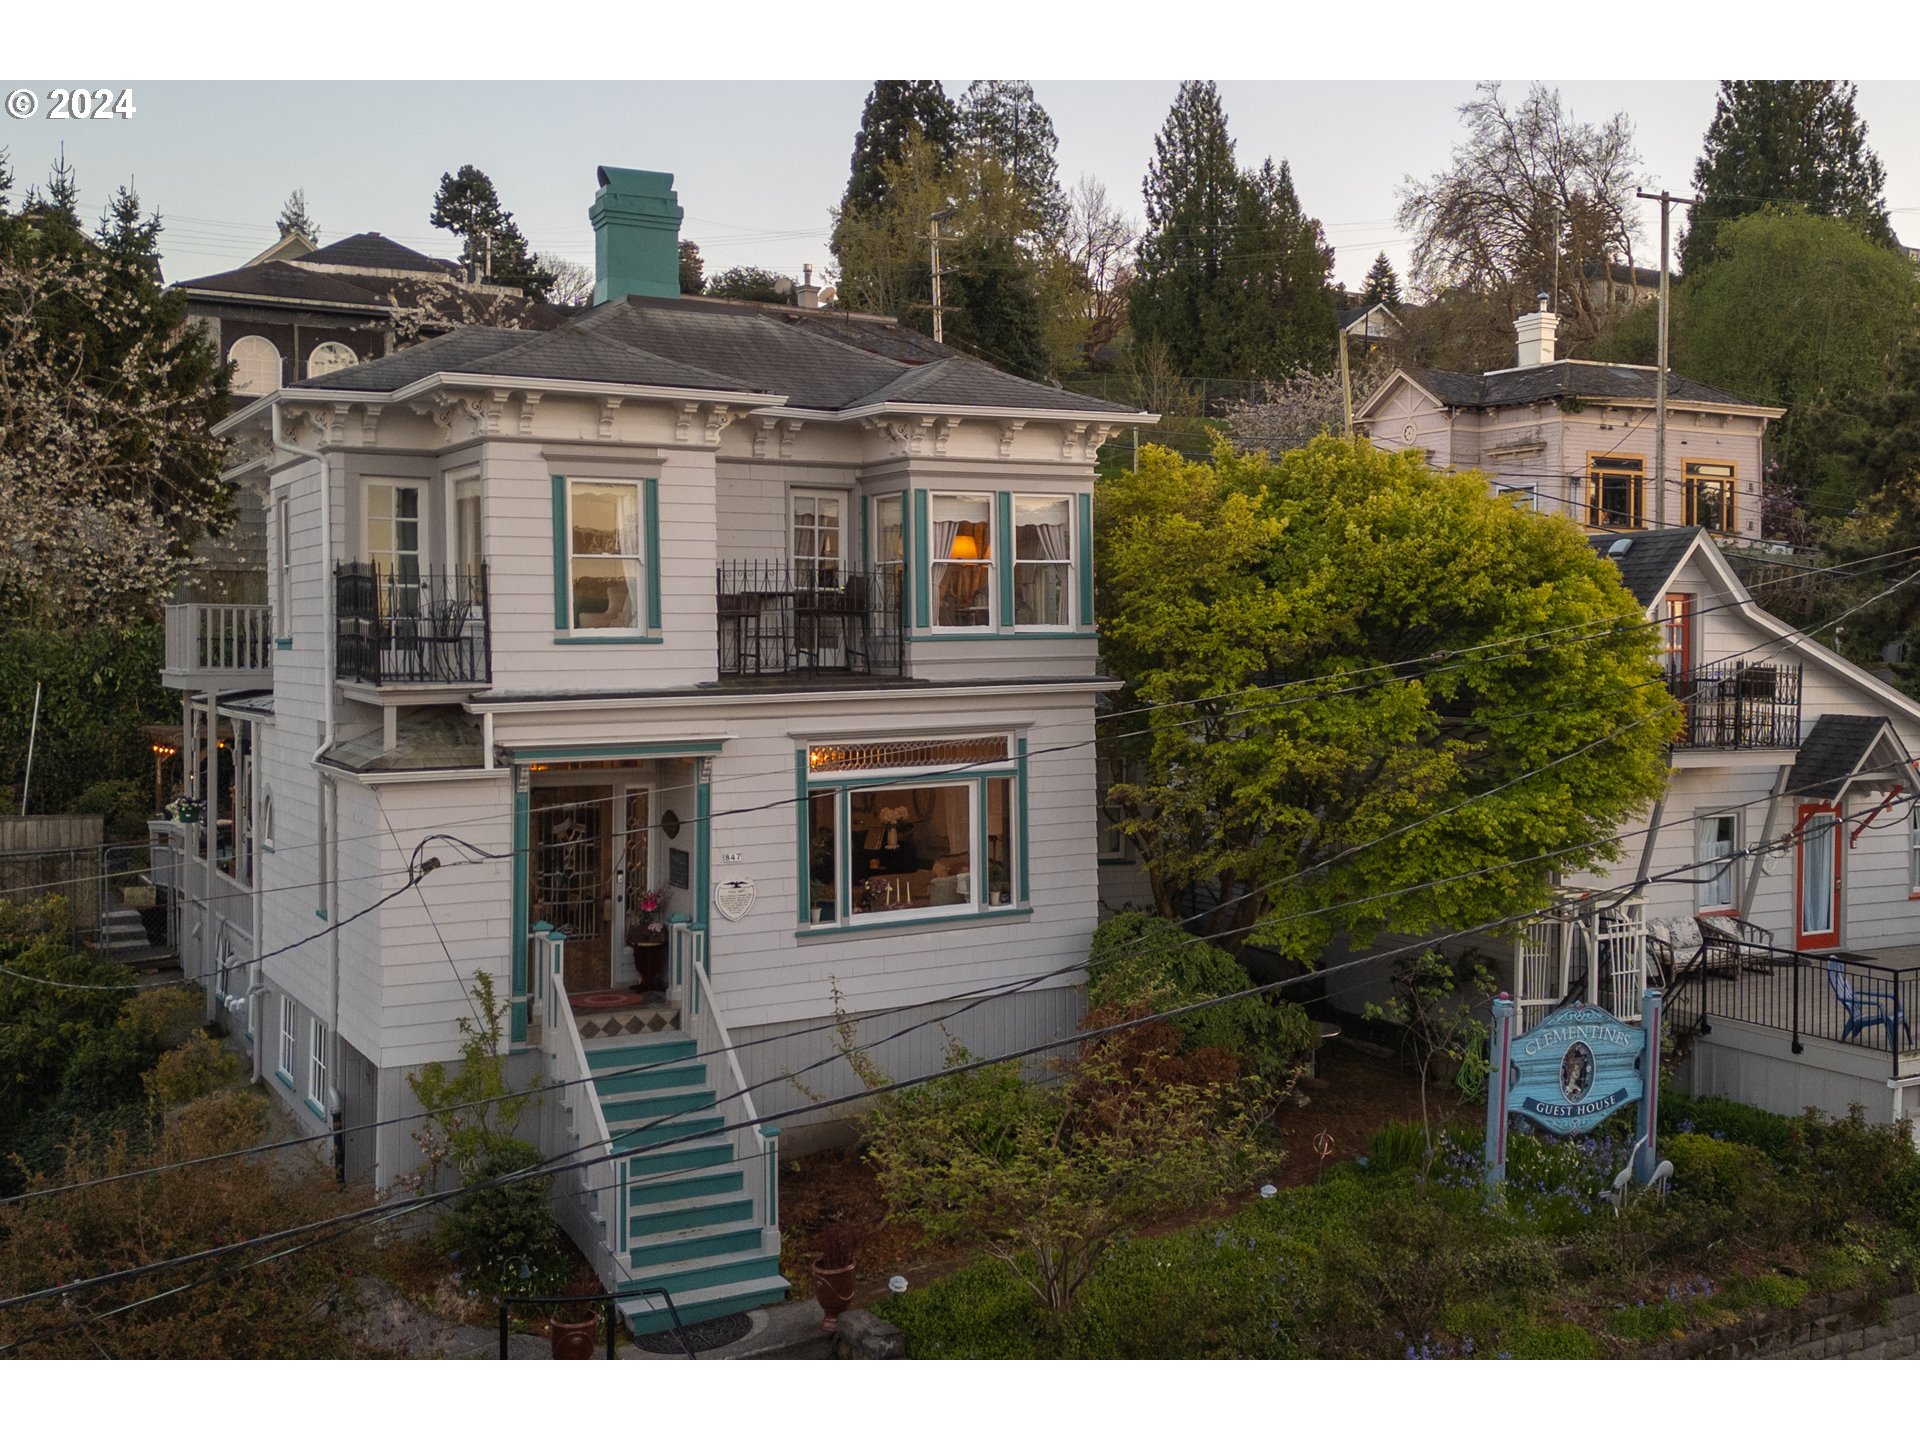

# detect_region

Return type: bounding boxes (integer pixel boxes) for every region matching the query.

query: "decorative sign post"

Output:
[1484,989,1664,1193]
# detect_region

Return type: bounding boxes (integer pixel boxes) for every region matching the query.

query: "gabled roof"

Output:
[1786,715,1914,801]
[1587,528,1708,607]
[293,232,458,275]
[175,260,393,309]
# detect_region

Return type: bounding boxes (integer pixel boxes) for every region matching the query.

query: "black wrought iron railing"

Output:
[495,1287,696,1359]
[335,563,491,687]
[717,560,906,679]
[1680,938,1919,1079]
[1666,660,1801,749]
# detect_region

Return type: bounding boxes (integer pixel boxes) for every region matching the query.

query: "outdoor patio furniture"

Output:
[1696,914,1776,975]
[1824,959,1910,1047]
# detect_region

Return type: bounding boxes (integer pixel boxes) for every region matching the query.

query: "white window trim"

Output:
[1908,806,1920,896]
[566,478,646,634]
[790,489,849,588]
[278,996,297,1082]
[228,335,281,396]
[1695,811,1739,914]
[306,341,358,379]
[274,494,292,639]
[1011,493,1076,630]
[308,1017,330,1110]
[446,466,483,576]
[362,479,426,575]
[929,491,995,632]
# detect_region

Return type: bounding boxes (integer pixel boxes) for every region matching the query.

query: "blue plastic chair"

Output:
[1824,960,1909,1047]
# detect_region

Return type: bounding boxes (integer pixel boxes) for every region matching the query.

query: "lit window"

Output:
[1586,455,1643,528]
[1696,814,1737,911]
[365,481,422,583]
[309,1018,329,1110]
[1013,496,1073,627]
[569,481,643,630]
[279,995,297,1081]
[228,335,282,396]
[306,341,358,378]
[931,493,992,628]
[1684,460,1736,532]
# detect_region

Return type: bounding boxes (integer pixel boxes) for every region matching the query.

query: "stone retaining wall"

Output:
[1639,1286,1920,1360]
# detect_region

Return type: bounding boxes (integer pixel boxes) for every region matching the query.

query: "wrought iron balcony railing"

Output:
[1666,659,1801,750]
[335,563,491,687]
[717,560,906,679]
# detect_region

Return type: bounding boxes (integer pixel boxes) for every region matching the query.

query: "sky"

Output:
[19,78,1920,300]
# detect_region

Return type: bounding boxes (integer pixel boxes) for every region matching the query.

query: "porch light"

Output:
[948,532,980,560]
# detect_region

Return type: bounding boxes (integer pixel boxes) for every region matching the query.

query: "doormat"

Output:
[633,1311,752,1354]
[573,991,641,1011]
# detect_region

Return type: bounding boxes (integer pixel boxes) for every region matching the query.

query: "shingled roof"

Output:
[1786,715,1909,800]
[176,260,394,309]
[294,233,458,275]
[1407,360,1770,411]
[1587,528,1705,608]
[294,291,1140,415]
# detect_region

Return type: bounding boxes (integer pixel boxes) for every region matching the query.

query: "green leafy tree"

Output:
[705,265,792,303]
[840,81,957,216]
[1096,436,1677,959]
[1130,81,1243,377]
[276,188,319,244]
[402,969,539,1189]
[1681,81,1894,277]
[678,239,704,296]
[1361,251,1400,307]
[428,164,555,301]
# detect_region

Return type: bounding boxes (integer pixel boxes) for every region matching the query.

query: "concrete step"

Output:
[618,1274,792,1337]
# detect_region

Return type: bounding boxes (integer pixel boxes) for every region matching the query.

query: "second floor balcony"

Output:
[717,560,906,681]
[162,603,273,690]
[335,563,491,688]
[1668,659,1802,750]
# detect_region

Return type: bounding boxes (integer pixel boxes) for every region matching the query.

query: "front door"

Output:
[532,785,613,991]
[615,784,666,992]
[1795,803,1842,951]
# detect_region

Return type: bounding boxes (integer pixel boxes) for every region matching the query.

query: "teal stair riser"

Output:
[586,1038,698,1069]
[638,1251,782,1296]
[625,1165,745,1201]
[620,1141,736,1177]
[629,1224,764,1269]
[601,1088,718,1123]
[621,1282,790,1336]
[626,1196,755,1239]
[592,1063,708,1097]
[611,1114,723,1150]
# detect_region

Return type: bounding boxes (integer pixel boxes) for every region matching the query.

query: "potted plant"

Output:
[625,889,670,992]
[813,1223,859,1332]
[548,1273,602,1359]
[988,858,1011,906]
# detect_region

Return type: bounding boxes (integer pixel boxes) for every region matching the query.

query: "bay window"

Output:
[802,737,1021,926]
[1013,496,1073,627]
[931,493,992,628]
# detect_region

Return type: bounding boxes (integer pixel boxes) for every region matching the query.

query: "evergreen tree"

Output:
[428,165,555,301]
[946,235,1051,381]
[678,240,705,296]
[276,188,319,245]
[841,82,957,215]
[1220,158,1338,377]
[1682,81,1894,276]
[1131,81,1242,378]
[956,80,1066,239]
[1361,251,1400,307]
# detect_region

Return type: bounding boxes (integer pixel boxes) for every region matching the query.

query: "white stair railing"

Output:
[674,920,779,1241]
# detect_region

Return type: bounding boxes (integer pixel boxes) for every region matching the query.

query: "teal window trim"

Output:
[315,907,328,921]
[642,476,662,632]
[509,786,529,1044]
[995,492,1015,627]
[912,631,1087,643]
[1016,737,1030,905]
[1076,491,1095,626]
[911,489,930,629]
[794,907,1032,941]
[511,740,725,762]
[302,1097,329,1122]
[550,474,570,629]
[794,749,810,925]
[861,493,872,570]
[553,634,664,645]
[274,1069,295,1092]
[275,637,293,651]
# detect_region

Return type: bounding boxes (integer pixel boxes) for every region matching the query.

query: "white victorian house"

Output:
[155,165,1149,1332]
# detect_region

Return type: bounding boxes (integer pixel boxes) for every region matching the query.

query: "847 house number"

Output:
[50,88,137,119]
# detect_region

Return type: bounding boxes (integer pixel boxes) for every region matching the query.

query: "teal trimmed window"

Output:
[797,736,1024,928]
[551,473,662,639]
[907,487,1094,634]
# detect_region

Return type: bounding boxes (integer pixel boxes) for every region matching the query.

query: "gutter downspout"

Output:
[272,402,343,1120]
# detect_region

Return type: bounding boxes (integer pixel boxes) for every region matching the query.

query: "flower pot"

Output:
[630,938,669,993]
[548,1315,598,1359]
[813,1260,856,1332]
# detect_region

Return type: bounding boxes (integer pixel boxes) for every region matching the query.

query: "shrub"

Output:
[435,1137,568,1300]
[1507,1319,1600,1358]
[1662,1133,1773,1210]
[72,778,150,839]
[1087,913,1316,1079]
[878,1258,1047,1359]
[144,1033,242,1107]
[1718,1273,1810,1313]
[1660,1091,1798,1161]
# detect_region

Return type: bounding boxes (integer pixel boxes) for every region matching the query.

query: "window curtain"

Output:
[1031,519,1070,561]
[933,519,961,560]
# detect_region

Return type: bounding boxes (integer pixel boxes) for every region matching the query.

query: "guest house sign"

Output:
[1483,989,1664,1192]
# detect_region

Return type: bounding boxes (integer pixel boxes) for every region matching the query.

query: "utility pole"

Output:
[1337,327,1354,439]
[1637,189,1696,530]
[928,207,956,344]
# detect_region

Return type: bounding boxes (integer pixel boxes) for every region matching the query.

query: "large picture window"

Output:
[569,480,643,630]
[1013,496,1073,627]
[1586,455,1644,529]
[803,737,1020,926]
[931,493,992,628]
[1684,460,1736,533]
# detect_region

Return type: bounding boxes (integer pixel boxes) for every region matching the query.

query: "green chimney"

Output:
[590,166,684,304]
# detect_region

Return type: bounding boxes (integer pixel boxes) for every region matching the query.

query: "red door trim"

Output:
[1795,801,1842,952]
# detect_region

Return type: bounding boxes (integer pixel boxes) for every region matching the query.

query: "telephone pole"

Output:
[1636,189,1695,530]
[928,207,956,344]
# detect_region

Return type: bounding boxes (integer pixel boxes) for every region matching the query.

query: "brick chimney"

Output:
[589,166,684,304]
[1513,293,1559,368]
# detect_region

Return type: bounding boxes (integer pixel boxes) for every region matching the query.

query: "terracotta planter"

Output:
[548,1315,599,1359]
[630,939,669,993]
[814,1261,857,1332]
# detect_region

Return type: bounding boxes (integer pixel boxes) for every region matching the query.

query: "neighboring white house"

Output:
[156,164,1150,1331]
[1357,303,1785,542]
